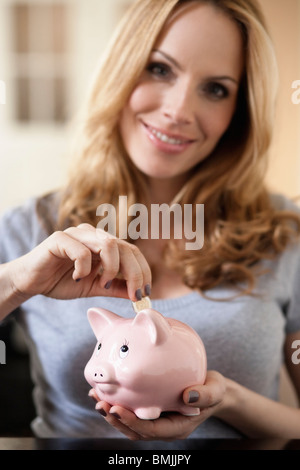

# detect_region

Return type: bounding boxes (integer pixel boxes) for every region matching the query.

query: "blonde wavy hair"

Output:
[57,0,300,296]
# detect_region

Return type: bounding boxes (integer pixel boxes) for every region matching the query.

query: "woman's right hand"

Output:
[7,223,152,303]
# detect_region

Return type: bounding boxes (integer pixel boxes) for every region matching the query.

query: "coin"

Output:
[132,296,152,313]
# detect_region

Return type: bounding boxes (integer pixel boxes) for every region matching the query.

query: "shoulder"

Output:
[266,193,300,283]
[0,192,60,261]
[35,192,60,234]
[270,193,300,214]
[270,193,300,239]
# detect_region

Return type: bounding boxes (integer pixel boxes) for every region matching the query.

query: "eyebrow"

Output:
[153,49,183,71]
[152,49,239,85]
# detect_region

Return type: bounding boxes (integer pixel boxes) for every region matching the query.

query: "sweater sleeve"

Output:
[0,194,57,265]
[0,197,52,322]
[0,198,40,264]
[285,245,300,334]
[272,194,300,334]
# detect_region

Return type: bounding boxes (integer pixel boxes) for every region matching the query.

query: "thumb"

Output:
[183,371,226,408]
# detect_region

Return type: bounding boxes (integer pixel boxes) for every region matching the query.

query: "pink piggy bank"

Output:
[84,307,207,420]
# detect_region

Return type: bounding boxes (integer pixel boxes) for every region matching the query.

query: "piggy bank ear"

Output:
[133,309,171,345]
[87,308,120,339]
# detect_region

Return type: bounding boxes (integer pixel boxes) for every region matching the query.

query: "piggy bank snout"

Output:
[91,363,115,383]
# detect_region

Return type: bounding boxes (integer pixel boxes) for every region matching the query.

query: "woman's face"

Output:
[119,2,244,183]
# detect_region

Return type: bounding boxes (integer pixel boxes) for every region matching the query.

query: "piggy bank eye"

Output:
[119,344,129,359]
[96,343,102,356]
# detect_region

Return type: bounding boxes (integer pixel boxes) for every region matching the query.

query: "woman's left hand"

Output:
[89,371,226,440]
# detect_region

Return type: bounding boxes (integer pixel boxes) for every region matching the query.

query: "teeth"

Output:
[150,127,186,145]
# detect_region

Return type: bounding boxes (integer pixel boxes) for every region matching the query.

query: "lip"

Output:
[142,122,196,154]
[94,379,118,385]
[95,382,119,394]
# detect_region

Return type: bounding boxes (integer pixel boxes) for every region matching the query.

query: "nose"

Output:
[93,364,115,382]
[94,371,103,378]
[163,80,195,125]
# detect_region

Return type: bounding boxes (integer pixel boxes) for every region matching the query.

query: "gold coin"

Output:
[132,296,152,313]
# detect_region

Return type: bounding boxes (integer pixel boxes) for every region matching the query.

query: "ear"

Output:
[87,307,121,339]
[133,309,171,345]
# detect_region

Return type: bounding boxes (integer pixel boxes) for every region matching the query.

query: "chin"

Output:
[132,159,180,178]
[141,167,179,180]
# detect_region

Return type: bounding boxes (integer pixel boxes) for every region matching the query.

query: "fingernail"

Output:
[88,390,97,402]
[145,284,151,296]
[135,288,142,301]
[188,390,200,403]
[105,280,113,289]
[110,412,121,419]
[75,278,82,283]
[95,402,107,416]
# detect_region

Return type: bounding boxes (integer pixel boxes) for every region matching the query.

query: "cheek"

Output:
[119,84,161,149]
[119,84,154,134]
[127,82,161,114]
[202,102,237,140]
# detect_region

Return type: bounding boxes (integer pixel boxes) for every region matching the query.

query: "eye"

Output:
[96,342,102,356]
[203,82,229,100]
[119,344,129,359]
[146,61,171,79]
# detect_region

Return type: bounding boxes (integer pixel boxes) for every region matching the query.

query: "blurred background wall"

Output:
[261,0,300,202]
[0,0,133,212]
[0,0,299,213]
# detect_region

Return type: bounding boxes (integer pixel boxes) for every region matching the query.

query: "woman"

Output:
[1,0,300,440]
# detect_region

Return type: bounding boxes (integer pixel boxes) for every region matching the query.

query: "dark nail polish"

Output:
[135,288,142,301]
[88,392,98,403]
[145,284,151,296]
[188,390,200,403]
[110,412,121,419]
[98,408,107,417]
[105,280,113,289]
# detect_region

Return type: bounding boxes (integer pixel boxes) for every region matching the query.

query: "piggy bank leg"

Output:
[135,407,162,420]
[178,405,200,416]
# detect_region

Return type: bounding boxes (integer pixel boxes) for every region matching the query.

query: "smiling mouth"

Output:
[145,123,195,146]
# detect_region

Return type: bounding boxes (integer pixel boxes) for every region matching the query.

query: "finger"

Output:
[65,226,152,300]
[109,405,198,441]
[47,231,93,281]
[96,229,143,297]
[77,223,95,232]
[108,405,145,439]
[64,226,102,254]
[63,226,110,282]
[99,277,129,299]
[95,402,141,441]
[118,243,147,302]
[97,238,120,289]
[88,388,99,403]
[183,371,225,409]
[131,246,152,297]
